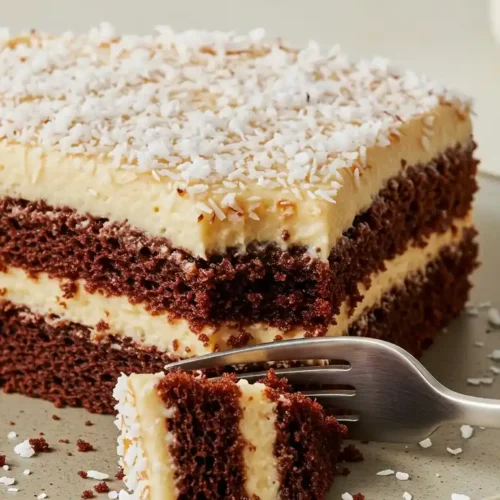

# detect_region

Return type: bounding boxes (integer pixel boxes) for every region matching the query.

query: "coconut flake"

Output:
[376,469,395,476]
[341,494,354,500]
[403,493,412,500]
[447,447,463,455]
[0,477,16,486]
[396,471,410,481]
[460,425,474,439]
[487,307,500,327]
[451,494,470,500]
[419,438,432,448]
[7,432,17,440]
[86,470,109,480]
[13,440,35,458]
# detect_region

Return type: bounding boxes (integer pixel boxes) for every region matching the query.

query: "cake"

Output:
[0,24,478,413]
[113,370,346,500]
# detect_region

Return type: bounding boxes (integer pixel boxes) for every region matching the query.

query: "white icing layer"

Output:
[113,373,178,500]
[237,380,280,500]
[0,106,471,259]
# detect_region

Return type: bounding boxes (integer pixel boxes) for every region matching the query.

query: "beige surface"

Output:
[1,0,499,178]
[0,174,498,499]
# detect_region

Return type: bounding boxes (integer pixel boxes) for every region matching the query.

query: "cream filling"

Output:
[237,380,280,500]
[114,373,178,500]
[0,105,471,259]
[0,215,472,357]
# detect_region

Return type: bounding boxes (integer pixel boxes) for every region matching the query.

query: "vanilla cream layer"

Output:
[237,380,280,500]
[0,216,471,357]
[114,373,178,500]
[115,374,280,500]
[0,105,471,259]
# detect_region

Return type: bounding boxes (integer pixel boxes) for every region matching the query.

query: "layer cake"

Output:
[0,24,478,412]
[113,370,345,500]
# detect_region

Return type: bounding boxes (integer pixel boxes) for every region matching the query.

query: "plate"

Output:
[0,175,499,499]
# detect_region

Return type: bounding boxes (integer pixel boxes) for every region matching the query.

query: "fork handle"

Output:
[444,388,500,429]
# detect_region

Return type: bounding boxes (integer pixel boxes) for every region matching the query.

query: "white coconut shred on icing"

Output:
[0,23,471,220]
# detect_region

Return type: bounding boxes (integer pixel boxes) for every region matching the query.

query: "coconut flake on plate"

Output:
[419,438,432,448]
[460,425,474,439]
[376,469,395,476]
[487,307,500,327]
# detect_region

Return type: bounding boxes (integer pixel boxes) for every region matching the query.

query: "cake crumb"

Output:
[29,437,50,453]
[339,444,364,462]
[3,464,10,470]
[94,482,110,493]
[341,494,353,500]
[23,470,30,475]
[76,440,94,452]
[37,494,48,500]
[0,456,5,467]
[52,415,61,421]
[81,491,95,499]
[353,495,365,500]
[451,494,470,500]
[0,477,16,486]
[115,469,124,480]
[491,366,500,375]
[403,493,413,500]
[78,471,88,479]
[7,431,17,440]
[107,492,118,499]
[59,439,70,444]
[84,421,94,427]
[396,471,410,480]
[7,487,19,492]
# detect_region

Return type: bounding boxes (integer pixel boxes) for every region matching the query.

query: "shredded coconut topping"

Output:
[113,375,150,499]
[0,24,470,214]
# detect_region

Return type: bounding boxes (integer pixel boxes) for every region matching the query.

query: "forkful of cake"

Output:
[167,336,500,443]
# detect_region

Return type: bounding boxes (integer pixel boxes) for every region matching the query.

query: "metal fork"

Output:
[167,337,500,443]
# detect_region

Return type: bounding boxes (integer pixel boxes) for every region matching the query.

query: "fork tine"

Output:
[166,336,401,371]
[233,365,351,385]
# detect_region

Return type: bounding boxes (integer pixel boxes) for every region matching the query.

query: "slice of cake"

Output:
[113,370,345,500]
[0,24,478,413]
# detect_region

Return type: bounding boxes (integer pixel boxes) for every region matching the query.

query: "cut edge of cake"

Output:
[113,370,346,500]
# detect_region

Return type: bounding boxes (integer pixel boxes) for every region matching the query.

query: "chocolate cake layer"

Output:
[263,371,344,500]
[0,229,478,414]
[156,371,246,499]
[0,141,477,335]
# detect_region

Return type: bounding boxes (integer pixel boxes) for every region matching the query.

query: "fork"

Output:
[166,337,500,443]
